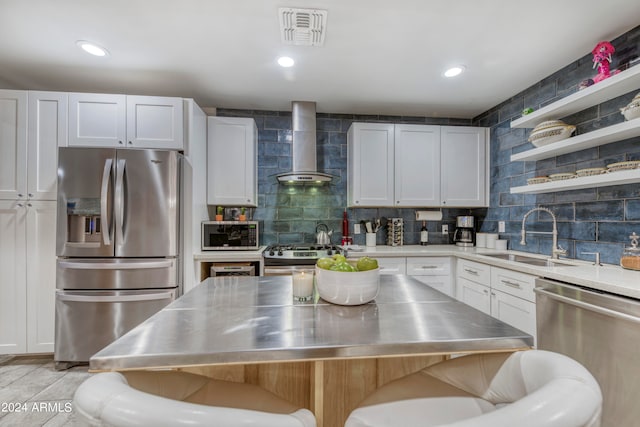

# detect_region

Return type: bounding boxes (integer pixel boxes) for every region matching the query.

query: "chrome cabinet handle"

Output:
[464,268,479,275]
[501,279,522,289]
[420,265,439,269]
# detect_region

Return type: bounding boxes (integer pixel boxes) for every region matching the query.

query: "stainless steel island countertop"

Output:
[90,275,533,371]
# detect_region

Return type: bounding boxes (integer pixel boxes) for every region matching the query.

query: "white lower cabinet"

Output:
[0,200,56,354]
[457,276,491,314]
[407,257,453,297]
[456,259,537,346]
[377,257,406,275]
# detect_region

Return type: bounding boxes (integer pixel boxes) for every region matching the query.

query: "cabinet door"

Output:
[69,93,126,147]
[456,277,490,314]
[207,117,257,206]
[26,201,56,352]
[394,124,440,206]
[412,275,453,297]
[126,96,183,149]
[491,290,536,345]
[0,90,28,200]
[0,201,27,353]
[27,91,68,200]
[441,126,488,207]
[347,123,395,207]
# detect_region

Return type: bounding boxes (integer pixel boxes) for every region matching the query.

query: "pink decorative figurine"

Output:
[592,41,620,83]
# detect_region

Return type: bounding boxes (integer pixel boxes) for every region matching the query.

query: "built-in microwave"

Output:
[201,221,259,250]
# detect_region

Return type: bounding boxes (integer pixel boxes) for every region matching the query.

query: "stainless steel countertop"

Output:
[90,275,533,371]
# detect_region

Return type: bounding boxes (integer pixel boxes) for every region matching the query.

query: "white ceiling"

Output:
[1,0,639,118]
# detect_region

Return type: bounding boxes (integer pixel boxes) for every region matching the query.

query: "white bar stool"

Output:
[74,370,316,427]
[345,350,602,427]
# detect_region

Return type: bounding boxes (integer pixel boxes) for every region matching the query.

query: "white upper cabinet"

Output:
[69,93,125,147]
[0,90,28,201]
[28,91,68,200]
[347,123,395,207]
[126,96,184,149]
[207,117,257,206]
[348,123,489,207]
[69,93,183,149]
[394,124,440,206]
[441,126,488,207]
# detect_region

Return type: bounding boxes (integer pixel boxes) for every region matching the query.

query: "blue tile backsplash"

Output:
[213,24,640,265]
[216,108,482,246]
[472,24,640,265]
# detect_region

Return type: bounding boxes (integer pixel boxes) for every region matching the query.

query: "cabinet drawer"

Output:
[377,257,406,275]
[491,267,536,302]
[456,259,490,285]
[407,257,450,276]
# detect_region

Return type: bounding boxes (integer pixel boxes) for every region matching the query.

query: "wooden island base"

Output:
[178,353,489,427]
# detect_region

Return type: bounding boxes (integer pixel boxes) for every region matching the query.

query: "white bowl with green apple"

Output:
[315,255,380,305]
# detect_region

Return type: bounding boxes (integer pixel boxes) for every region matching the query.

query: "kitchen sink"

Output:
[480,253,578,267]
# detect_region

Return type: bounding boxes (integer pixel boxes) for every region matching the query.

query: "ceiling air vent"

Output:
[279,8,327,46]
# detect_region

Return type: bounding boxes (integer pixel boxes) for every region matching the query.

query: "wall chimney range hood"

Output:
[276,101,335,184]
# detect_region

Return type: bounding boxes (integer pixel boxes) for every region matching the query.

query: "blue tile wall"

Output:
[472,24,640,265]
[215,108,483,246]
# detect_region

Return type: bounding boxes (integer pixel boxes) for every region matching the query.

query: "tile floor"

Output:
[0,355,92,426]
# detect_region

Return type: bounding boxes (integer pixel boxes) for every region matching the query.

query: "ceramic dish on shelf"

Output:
[548,172,577,181]
[527,176,550,185]
[528,120,576,147]
[606,160,640,172]
[621,92,640,121]
[575,167,607,177]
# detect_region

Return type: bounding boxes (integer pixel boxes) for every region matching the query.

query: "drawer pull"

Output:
[501,280,522,289]
[464,268,479,275]
[420,265,439,269]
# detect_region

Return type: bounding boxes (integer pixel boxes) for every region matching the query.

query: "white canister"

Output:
[366,233,377,247]
[494,239,508,251]
[475,233,487,248]
[485,233,499,249]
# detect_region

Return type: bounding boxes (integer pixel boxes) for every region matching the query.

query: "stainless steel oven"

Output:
[210,262,256,277]
[262,244,343,276]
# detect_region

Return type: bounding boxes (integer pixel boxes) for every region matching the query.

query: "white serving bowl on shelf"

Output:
[621,92,640,121]
[315,267,380,306]
[528,120,576,147]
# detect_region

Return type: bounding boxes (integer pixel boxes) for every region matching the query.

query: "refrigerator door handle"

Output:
[56,291,175,303]
[115,158,126,245]
[100,158,113,246]
[58,260,174,270]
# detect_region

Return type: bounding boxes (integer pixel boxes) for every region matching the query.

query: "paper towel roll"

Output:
[415,210,443,221]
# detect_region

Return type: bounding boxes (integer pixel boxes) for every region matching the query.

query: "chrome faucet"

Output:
[520,207,567,259]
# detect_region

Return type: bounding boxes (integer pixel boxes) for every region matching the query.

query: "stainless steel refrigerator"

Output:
[54,147,181,369]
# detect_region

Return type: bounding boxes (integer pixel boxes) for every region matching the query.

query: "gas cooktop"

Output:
[263,244,343,259]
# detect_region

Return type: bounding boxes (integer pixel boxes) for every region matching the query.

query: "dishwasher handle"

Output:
[534,287,640,325]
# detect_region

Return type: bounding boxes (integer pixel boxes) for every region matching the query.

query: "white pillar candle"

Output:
[292,270,314,301]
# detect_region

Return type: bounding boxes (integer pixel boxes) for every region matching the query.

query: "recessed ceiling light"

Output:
[444,66,465,78]
[277,56,295,67]
[76,40,109,57]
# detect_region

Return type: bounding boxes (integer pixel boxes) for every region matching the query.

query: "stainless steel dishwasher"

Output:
[535,278,640,427]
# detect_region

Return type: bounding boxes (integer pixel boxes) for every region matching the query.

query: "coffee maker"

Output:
[453,216,475,247]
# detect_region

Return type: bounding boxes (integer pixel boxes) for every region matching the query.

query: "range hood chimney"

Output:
[276,101,335,184]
